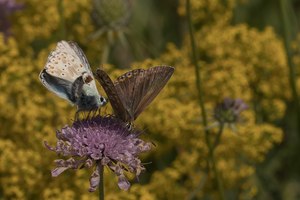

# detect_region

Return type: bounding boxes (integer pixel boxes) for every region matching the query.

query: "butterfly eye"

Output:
[99,97,106,104]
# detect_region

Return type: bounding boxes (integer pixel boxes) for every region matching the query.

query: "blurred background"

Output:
[0,0,300,199]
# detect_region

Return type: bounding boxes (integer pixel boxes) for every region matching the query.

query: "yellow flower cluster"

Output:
[178,0,237,26]
[127,38,284,198]
[0,0,287,199]
[118,13,285,198]
[195,24,290,121]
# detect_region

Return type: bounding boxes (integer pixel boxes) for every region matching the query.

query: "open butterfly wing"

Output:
[95,69,130,121]
[114,66,174,121]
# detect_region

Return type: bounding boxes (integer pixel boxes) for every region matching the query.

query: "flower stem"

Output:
[98,164,104,200]
[57,0,66,39]
[279,0,300,131]
[101,42,110,64]
[212,123,224,151]
[186,3,208,128]
[186,0,225,199]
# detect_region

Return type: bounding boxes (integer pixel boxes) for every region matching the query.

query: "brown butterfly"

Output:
[95,66,174,123]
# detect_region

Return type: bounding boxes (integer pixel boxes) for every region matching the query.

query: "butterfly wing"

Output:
[40,40,107,110]
[44,40,100,97]
[133,66,174,118]
[39,69,75,104]
[95,69,130,121]
[113,69,141,121]
[114,66,174,121]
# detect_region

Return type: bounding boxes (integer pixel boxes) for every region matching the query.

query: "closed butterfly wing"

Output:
[113,69,143,121]
[95,69,130,121]
[67,41,92,72]
[39,40,106,111]
[43,41,101,96]
[114,66,174,121]
[39,69,74,104]
[44,41,87,82]
[133,66,174,118]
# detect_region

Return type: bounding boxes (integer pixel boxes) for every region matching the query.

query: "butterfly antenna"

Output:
[151,141,157,147]
[142,161,153,165]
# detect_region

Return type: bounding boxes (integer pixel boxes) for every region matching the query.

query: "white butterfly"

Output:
[39,40,106,113]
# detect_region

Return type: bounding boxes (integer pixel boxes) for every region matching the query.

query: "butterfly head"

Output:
[72,73,106,110]
[78,72,107,109]
[76,92,107,111]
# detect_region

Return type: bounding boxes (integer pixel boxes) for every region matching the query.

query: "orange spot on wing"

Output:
[84,75,93,83]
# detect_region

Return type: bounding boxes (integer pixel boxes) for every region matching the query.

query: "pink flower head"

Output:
[45,115,152,192]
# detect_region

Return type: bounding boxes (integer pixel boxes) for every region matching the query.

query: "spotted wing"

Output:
[114,66,174,121]
[66,41,100,96]
[44,41,99,92]
[95,69,130,121]
[44,41,87,81]
[42,41,104,100]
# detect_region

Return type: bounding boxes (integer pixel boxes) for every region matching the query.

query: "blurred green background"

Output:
[0,0,300,199]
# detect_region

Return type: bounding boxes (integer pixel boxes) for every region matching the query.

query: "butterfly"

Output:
[95,66,174,124]
[39,40,107,115]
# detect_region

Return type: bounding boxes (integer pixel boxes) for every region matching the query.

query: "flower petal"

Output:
[51,167,69,177]
[44,141,55,151]
[89,168,100,192]
[118,175,130,191]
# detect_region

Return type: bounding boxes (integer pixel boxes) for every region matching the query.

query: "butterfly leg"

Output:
[86,107,99,119]
[86,109,92,119]
[74,109,82,121]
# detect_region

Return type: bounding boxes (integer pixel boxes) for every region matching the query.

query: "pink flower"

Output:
[45,115,152,192]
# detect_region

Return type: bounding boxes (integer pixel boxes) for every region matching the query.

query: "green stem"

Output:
[101,42,110,64]
[186,0,225,199]
[212,123,224,151]
[279,0,300,130]
[187,173,208,200]
[186,1,208,128]
[98,164,104,200]
[209,150,224,199]
[57,0,66,39]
